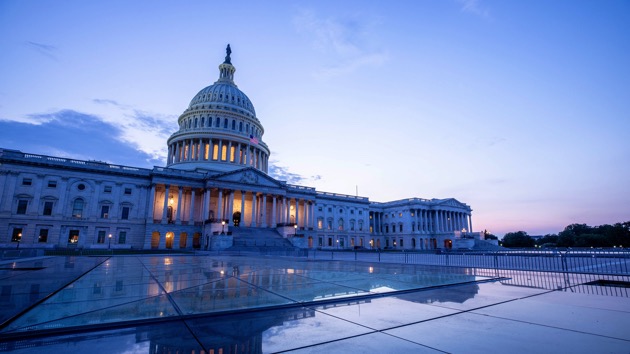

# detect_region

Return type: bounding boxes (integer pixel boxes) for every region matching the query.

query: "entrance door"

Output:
[233,211,241,227]
[151,232,160,249]
[166,232,174,249]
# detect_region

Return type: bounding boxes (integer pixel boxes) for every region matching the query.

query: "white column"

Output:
[189,189,196,224]
[240,190,246,225]
[204,188,211,220]
[261,194,267,227]
[175,186,183,224]
[469,214,473,232]
[228,190,235,225]
[147,184,156,222]
[271,195,277,227]
[217,189,223,221]
[294,199,299,227]
[161,185,170,224]
[250,192,257,227]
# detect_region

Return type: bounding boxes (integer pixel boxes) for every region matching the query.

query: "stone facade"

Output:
[0,46,478,251]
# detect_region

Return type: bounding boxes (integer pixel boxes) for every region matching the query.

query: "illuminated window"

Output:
[221,145,227,161]
[11,228,23,242]
[230,146,235,162]
[38,229,48,243]
[212,144,219,160]
[204,144,210,160]
[317,218,323,229]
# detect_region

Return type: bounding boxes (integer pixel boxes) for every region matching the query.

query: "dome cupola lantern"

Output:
[165,45,270,174]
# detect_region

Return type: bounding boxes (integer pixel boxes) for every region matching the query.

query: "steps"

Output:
[226,227,297,252]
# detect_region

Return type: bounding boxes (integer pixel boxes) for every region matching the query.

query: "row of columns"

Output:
[149,184,315,229]
[167,138,269,173]
[370,209,472,235]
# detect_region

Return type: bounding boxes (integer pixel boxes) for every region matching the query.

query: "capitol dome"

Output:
[166,45,270,174]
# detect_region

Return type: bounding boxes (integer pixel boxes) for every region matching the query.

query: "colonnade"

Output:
[370,209,472,235]
[167,138,269,173]
[148,184,315,229]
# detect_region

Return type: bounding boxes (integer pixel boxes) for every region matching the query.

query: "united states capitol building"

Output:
[0,46,483,251]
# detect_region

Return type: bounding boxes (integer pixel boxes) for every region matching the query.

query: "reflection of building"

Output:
[0,46,476,251]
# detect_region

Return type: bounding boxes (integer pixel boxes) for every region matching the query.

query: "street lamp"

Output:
[221,220,226,234]
[294,224,298,237]
[108,233,112,249]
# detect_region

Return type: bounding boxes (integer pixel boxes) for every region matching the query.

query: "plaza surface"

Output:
[0,254,629,353]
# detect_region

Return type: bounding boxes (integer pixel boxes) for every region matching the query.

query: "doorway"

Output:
[233,211,242,227]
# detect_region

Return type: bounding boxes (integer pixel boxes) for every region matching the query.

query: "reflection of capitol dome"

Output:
[166,45,270,173]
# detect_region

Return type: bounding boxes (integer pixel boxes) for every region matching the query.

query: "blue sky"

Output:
[1,0,629,236]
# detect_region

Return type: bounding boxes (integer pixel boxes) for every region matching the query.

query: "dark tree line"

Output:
[500,222,630,248]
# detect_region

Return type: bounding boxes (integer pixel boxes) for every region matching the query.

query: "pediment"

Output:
[212,168,284,188]
[435,198,468,209]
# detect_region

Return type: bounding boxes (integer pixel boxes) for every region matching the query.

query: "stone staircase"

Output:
[225,227,297,252]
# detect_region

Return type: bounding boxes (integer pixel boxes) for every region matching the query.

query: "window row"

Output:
[19,178,133,195]
[9,227,130,245]
[15,198,132,220]
[180,116,261,137]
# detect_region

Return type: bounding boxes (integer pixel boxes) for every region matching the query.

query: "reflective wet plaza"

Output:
[1,255,629,353]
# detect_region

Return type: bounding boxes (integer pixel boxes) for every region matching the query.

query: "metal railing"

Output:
[304,249,630,275]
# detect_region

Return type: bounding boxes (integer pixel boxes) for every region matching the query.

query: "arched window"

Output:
[194,118,198,127]
[201,117,205,127]
[72,198,84,218]
[358,220,364,231]
[223,118,228,129]
[231,120,236,130]
[338,218,344,231]
[215,118,220,128]
[239,121,243,132]
[350,219,355,231]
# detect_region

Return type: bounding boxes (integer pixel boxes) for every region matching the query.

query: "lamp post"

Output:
[108,233,112,249]
[221,220,226,234]
[294,224,298,237]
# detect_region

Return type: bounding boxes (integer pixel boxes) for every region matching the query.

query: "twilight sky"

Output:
[1,0,628,236]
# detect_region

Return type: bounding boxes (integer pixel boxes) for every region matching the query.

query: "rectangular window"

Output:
[11,228,23,242]
[43,201,53,216]
[47,180,57,188]
[124,188,132,195]
[328,237,332,247]
[118,231,126,244]
[22,178,32,186]
[100,205,110,219]
[115,280,123,292]
[121,206,130,220]
[318,237,323,247]
[221,145,227,161]
[38,229,48,243]
[104,186,112,193]
[317,219,323,229]
[68,230,79,244]
[212,144,219,160]
[359,210,362,215]
[16,200,28,214]
[97,230,106,244]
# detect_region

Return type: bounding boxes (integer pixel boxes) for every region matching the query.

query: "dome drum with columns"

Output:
[166,45,270,174]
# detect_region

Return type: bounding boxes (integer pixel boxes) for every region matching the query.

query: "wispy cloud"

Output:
[25,41,58,60]
[0,110,162,167]
[293,9,388,79]
[457,0,490,18]
[268,162,322,185]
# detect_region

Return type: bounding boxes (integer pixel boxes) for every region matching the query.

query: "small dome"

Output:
[188,83,256,117]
